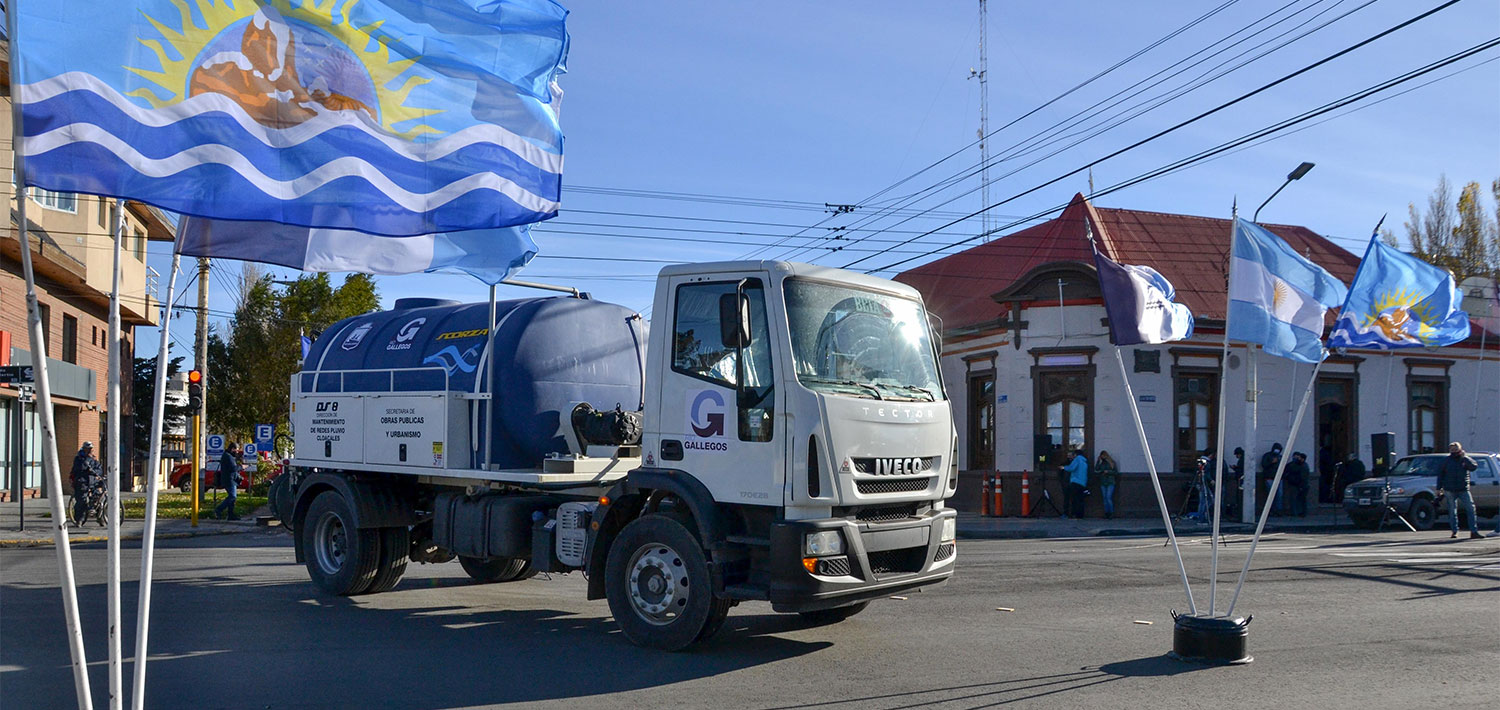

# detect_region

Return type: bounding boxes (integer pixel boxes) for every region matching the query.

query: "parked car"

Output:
[169,452,283,493]
[1343,452,1500,530]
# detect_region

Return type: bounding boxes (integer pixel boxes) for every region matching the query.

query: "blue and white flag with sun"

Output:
[13,0,568,236]
[1327,236,1470,350]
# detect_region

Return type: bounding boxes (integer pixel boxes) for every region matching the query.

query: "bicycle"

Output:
[67,479,108,528]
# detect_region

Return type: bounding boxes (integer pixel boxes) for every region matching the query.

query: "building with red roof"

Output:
[897,195,1498,523]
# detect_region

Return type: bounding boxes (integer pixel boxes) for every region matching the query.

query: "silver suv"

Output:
[1343,453,1500,530]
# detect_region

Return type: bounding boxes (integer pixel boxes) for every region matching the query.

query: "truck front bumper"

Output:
[767,508,956,613]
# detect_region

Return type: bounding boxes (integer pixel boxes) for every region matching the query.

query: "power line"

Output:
[865,33,1500,275]
[844,0,1471,271]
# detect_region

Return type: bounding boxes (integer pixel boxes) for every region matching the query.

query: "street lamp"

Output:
[1252,161,1315,223]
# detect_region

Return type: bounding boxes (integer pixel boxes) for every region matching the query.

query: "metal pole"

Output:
[8,3,95,705]
[1226,359,1324,617]
[484,285,497,469]
[1209,205,1238,614]
[1241,350,1257,524]
[195,258,208,471]
[11,390,23,531]
[190,416,200,527]
[1114,349,1197,614]
[107,199,124,710]
[131,254,180,710]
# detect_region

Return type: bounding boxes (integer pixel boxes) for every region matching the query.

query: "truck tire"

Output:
[798,601,870,625]
[268,475,293,527]
[458,556,533,583]
[605,514,728,651]
[303,491,382,596]
[1408,497,1436,531]
[365,527,411,594]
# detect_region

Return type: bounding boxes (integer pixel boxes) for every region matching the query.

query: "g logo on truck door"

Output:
[689,390,726,438]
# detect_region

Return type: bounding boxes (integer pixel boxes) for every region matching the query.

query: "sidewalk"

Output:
[957,508,1356,540]
[0,495,264,548]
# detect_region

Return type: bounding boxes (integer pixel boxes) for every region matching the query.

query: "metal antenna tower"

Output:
[972,0,992,242]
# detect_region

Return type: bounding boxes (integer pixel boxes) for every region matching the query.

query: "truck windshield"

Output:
[784,278,944,401]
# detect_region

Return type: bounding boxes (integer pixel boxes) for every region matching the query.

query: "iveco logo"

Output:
[874,458,930,475]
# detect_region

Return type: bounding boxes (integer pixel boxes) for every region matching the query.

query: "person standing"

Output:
[1063,449,1089,519]
[1259,443,1283,515]
[1334,453,1366,503]
[214,442,243,521]
[1437,441,1481,540]
[1096,451,1119,519]
[1285,452,1311,517]
[68,442,102,525]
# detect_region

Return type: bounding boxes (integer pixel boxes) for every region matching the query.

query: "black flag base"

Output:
[1169,612,1253,665]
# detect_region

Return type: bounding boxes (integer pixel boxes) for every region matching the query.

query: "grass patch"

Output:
[121,492,268,520]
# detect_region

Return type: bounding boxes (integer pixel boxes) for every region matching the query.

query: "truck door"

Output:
[655,276,782,506]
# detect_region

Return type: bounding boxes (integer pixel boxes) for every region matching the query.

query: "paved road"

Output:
[3,529,1496,709]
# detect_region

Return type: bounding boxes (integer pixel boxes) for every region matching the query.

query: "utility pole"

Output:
[195,257,209,473]
[974,0,991,242]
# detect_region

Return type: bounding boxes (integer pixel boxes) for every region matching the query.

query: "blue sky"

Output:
[140,0,1500,361]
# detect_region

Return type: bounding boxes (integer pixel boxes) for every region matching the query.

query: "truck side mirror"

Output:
[719,291,751,349]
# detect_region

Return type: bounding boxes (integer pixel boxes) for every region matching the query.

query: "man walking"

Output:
[214,442,243,521]
[1437,441,1481,540]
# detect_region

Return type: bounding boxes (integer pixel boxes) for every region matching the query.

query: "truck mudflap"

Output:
[767,508,956,613]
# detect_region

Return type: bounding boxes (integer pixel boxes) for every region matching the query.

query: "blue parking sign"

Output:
[206,435,224,458]
[255,424,274,445]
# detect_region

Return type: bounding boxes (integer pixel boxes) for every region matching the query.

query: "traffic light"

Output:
[187,369,203,410]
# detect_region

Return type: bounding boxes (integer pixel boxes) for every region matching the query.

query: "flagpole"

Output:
[1209,202,1238,615]
[1226,358,1324,617]
[107,199,125,710]
[1113,349,1198,614]
[7,4,95,707]
[132,253,181,710]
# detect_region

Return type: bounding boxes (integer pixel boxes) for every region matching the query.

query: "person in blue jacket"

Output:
[214,442,243,521]
[1063,448,1089,518]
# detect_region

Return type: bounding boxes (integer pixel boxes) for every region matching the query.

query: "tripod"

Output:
[1375,471,1416,532]
[1027,468,1063,517]
[1176,464,1212,522]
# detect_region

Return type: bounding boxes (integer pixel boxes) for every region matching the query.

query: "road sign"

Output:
[242,442,258,462]
[206,435,224,457]
[0,365,35,385]
[255,424,274,449]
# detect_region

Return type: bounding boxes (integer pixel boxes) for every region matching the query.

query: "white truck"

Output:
[275,260,957,649]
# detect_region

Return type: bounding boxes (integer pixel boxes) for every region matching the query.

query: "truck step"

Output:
[725,534,771,547]
[723,583,770,601]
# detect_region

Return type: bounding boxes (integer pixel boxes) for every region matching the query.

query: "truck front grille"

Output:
[857,478,932,495]
[866,547,927,577]
[856,504,920,523]
[851,456,941,476]
[934,542,955,562]
[1353,486,1382,500]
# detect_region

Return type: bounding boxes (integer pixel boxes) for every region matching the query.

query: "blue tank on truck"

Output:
[300,295,646,469]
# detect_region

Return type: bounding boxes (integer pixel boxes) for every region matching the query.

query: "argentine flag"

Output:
[176,218,537,285]
[1228,219,1347,363]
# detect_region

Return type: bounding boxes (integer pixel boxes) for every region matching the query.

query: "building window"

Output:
[1034,368,1093,469]
[36,303,51,356]
[1174,371,1218,473]
[97,196,110,228]
[62,315,78,364]
[32,188,78,213]
[967,372,995,470]
[1407,378,1447,454]
[133,229,146,262]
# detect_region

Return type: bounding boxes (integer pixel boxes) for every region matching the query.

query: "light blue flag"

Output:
[1327,236,1469,349]
[13,0,568,236]
[175,217,537,284]
[1228,218,1348,363]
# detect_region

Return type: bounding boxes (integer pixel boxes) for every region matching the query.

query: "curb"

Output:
[958,522,1356,541]
[0,527,251,549]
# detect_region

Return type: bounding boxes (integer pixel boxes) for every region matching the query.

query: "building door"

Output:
[1174,372,1218,474]
[1316,376,1357,504]
[967,372,995,470]
[1035,369,1092,471]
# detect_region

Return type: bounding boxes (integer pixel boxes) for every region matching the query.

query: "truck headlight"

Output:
[804,531,843,556]
[940,517,956,543]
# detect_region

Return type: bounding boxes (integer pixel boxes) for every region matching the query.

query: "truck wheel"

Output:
[605,514,727,651]
[365,527,410,594]
[798,601,870,625]
[458,556,533,583]
[1408,498,1436,531]
[268,475,293,527]
[303,491,382,596]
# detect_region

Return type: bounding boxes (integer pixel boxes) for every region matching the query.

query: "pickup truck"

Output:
[1343,452,1500,530]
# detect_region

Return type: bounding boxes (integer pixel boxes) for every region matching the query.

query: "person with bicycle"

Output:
[69,442,103,526]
